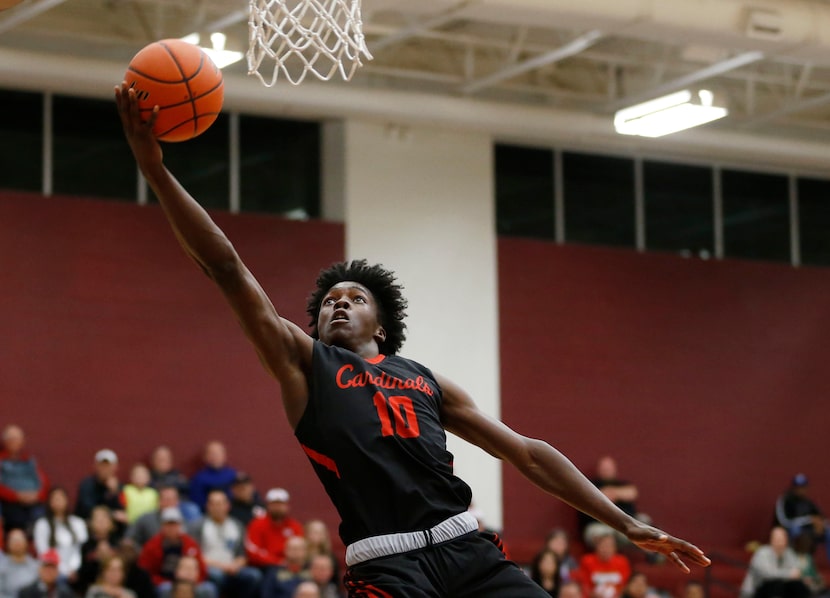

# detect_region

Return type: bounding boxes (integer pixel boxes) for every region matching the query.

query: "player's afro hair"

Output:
[306,259,408,355]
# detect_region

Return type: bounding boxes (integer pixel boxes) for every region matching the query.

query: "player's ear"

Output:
[374,327,387,343]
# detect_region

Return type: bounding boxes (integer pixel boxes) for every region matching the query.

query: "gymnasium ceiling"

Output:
[1,0,830,173]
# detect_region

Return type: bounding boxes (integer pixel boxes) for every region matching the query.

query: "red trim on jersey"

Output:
[300,443,341,478]
[345,581,394,597]
[365,354,385,364]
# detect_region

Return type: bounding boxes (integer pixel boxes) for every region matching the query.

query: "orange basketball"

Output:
[0,0,25,9]
[124,39,224,143]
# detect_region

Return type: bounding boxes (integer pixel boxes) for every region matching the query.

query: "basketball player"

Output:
[115,83,710,597]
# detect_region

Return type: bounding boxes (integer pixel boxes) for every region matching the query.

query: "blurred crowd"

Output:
[0,426,341,598]
[1,424,828,598]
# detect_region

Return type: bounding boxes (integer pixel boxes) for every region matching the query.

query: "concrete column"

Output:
[323,119,503,529]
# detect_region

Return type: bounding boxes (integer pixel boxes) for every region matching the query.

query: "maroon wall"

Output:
[498,238,830,559]
[1,193,344,537]
[4,193,829,566]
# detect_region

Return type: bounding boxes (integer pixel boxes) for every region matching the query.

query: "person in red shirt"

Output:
[577,531,631,598]
[137,508,208,591]
[0,424,50,534]
[244,488,304,569]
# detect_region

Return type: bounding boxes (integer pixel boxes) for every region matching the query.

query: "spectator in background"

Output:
[306,554,341,598]
[148,447,189,498]
[137,508,207,591]
[148,447,199,522]
[292,581,320,598]
[32,486,88,585]
[245,488,304,570]
[126,485,182,548]
[79,506,121,593]
[559,580,584,598]
[85,555,136,598]
[188,489,261,598]
[303,520,338,587]
[545,528,580,584]
[529,549,561,597]
[18,549,74,598]
[740,526,810,598]
[619,572,659,598]
[793,532,828,596]
[116,539,155,598]
[0,424,49,534]
[775,474,830,563]
[188,442,237,514]
[681,581,705,598]
[123,465,158,526]
[158,556,216,598]
[260,536,311,598]
[228,473,262,527]
[577,530,631,598]
[76,449,127,534]
[0,529,39,598]
[580,456,650,550]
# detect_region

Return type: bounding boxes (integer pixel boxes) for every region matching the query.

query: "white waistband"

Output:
[345,511,479,567]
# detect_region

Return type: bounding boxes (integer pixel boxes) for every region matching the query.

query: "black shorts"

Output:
[343,531,549,597]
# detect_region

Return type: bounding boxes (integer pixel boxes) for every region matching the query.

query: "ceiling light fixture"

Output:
[181,32,243,69]
[614,89,728,138]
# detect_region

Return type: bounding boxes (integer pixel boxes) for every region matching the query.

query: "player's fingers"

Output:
[671,538,711,566]
[668,551,691,574]
[147,105,159,130]
[115,84,133,131]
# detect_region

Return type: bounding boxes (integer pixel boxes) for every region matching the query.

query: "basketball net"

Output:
[247,0,373,86]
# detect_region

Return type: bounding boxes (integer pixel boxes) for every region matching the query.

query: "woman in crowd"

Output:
[545,528,580,584]
[32,487,88,585]
[78,506,121,593]
[530,549,561,597]
[85,556,137,598]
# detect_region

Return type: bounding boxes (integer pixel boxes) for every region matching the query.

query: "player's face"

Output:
[318,282,385,351]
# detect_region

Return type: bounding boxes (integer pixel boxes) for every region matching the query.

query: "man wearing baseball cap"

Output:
[138,507,213,596]
[17,549,74,598]
[774,473,830,562]
[74,449,127,533]
[244,488,304,569]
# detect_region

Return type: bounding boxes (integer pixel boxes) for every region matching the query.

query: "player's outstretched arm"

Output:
[114,83,312,424]
[437,373,710,572]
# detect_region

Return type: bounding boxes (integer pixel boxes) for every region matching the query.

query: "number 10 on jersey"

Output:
[372,391,421,438]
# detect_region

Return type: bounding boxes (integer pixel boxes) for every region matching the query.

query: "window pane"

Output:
[563,152,635,247]
[239,116,320,218]
[799,177,830,267]
[494,144,555,239]
[156,114,230,210]
[0,89,42,192]
[644,161,714,256]
[53,95,137,200]
[722,169,789,262]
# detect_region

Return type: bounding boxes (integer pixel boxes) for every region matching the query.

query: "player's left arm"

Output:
[436,373,710,572]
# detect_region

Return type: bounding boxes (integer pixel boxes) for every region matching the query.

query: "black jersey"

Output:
[294,341,473,546]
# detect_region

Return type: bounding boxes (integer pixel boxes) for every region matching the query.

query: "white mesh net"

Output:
[247,0,373,86]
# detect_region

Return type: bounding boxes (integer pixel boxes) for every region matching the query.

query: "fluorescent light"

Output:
[614,89,728,138]
[181,32,243,69]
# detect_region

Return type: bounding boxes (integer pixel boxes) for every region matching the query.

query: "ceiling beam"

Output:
[0,0,69,34]
[459,29,603,94]
[744,90,830,128]
[605,51,765,112]
[371,1,473,52]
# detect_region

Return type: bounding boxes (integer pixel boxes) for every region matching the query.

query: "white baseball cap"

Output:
[265,488,290,503]
[95,449,118,464]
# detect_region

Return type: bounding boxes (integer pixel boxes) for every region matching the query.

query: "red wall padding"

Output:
[1,192,344,534]
[498,238,830,559]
